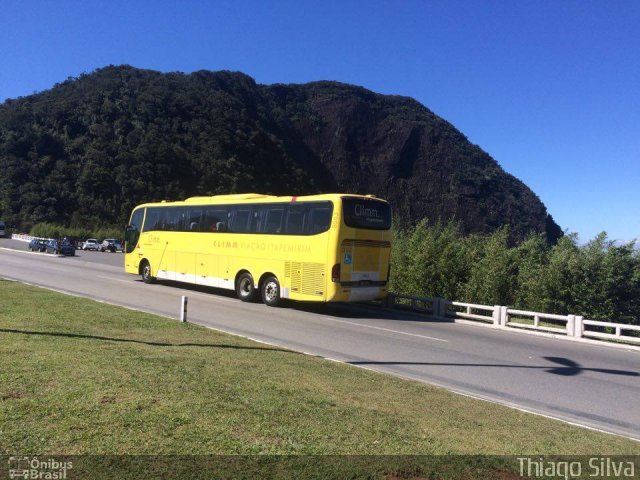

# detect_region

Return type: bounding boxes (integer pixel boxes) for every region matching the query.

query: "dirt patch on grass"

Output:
[0,391,25,400]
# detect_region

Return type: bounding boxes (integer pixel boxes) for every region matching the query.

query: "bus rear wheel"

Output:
[261,275,281,307]
[141,260,156,284]
[236,272,257,302]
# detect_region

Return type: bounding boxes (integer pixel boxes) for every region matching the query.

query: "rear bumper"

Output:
[328,284,388,302]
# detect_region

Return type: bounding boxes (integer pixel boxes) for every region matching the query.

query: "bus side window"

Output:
[185,207,202,232]
[229,207,252,233]
[264,207,284,234]
[158,209,169,231]
[251,205,267,233]
[202,208,227,232]
[162,208,183,231]
[307,206,331,234]
[143,208,161,232]
[285,206,307,235]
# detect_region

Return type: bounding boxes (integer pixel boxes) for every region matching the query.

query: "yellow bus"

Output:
[124,193,391,306]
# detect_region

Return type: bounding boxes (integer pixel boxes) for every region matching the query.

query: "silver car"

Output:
[82,238,100,251]
[100,238,120,252]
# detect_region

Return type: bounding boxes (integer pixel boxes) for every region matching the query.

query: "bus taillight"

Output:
[331,264,341,282]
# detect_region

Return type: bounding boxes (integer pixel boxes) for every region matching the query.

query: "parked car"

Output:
[82,239,100,251]
[28,238,47,252]
[60,239,76,256]
[100,238,119,252]
[63,236,81,249]
[45,239,75,256]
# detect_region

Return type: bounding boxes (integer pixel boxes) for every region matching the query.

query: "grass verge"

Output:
[0,279,638,476]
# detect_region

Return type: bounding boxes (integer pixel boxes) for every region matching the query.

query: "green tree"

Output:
[461,227,517,306]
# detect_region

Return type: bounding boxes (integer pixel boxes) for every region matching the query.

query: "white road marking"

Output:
[324,316,449,343]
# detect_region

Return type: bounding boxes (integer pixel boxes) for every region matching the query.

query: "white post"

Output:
[566,315,575,337]
[500,306,509,327]
[492,306,501,326]
[181,296,188,322]
[574,316,583,338]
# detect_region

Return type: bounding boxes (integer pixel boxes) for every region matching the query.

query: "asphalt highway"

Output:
[1,241,639,442]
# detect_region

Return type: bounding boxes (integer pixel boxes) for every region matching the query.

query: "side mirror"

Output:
[124,225,136,244]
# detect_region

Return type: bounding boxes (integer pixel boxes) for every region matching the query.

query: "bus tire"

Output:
[261,275,281,307]
[140,260,156,284]
[236,272,257,302]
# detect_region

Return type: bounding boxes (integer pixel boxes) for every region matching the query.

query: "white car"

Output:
[83,239,100,251]
[100,239,121,252]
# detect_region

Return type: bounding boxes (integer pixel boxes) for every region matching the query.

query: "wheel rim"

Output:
[264,281,278,302]
[143,265,150,280]
[239,277,252,296]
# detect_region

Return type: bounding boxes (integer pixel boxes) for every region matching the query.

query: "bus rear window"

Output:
[342,198,391,230]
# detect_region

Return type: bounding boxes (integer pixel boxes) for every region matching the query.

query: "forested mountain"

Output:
[0,65,562,241]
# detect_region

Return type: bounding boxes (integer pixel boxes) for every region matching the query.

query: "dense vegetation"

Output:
[29,222,121,242]
[391,221,640,324]
[0,65,560,242]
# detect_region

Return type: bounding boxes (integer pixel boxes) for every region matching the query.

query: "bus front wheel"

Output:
[236,272,257,302]
[141,260,156,284]
[261,275,281,307]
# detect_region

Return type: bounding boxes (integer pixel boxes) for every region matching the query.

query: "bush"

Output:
[391,223,640,324]
[390,220,471,300]
[30,222,122,241]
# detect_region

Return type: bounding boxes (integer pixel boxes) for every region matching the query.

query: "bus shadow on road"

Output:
[133,279,441,322]
[135,279,239,300]
[288,301,451,322]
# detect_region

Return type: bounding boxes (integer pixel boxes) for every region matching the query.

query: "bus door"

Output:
[199,207,232,289]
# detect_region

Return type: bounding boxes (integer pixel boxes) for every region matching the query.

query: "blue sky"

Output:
[1,0,638,241]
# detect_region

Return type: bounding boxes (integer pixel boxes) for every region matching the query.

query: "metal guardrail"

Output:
[386,293,438,315]
[11,234,54,243]
[582,319,640,343]
[387,293,640,347]
[11,233,36,242]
